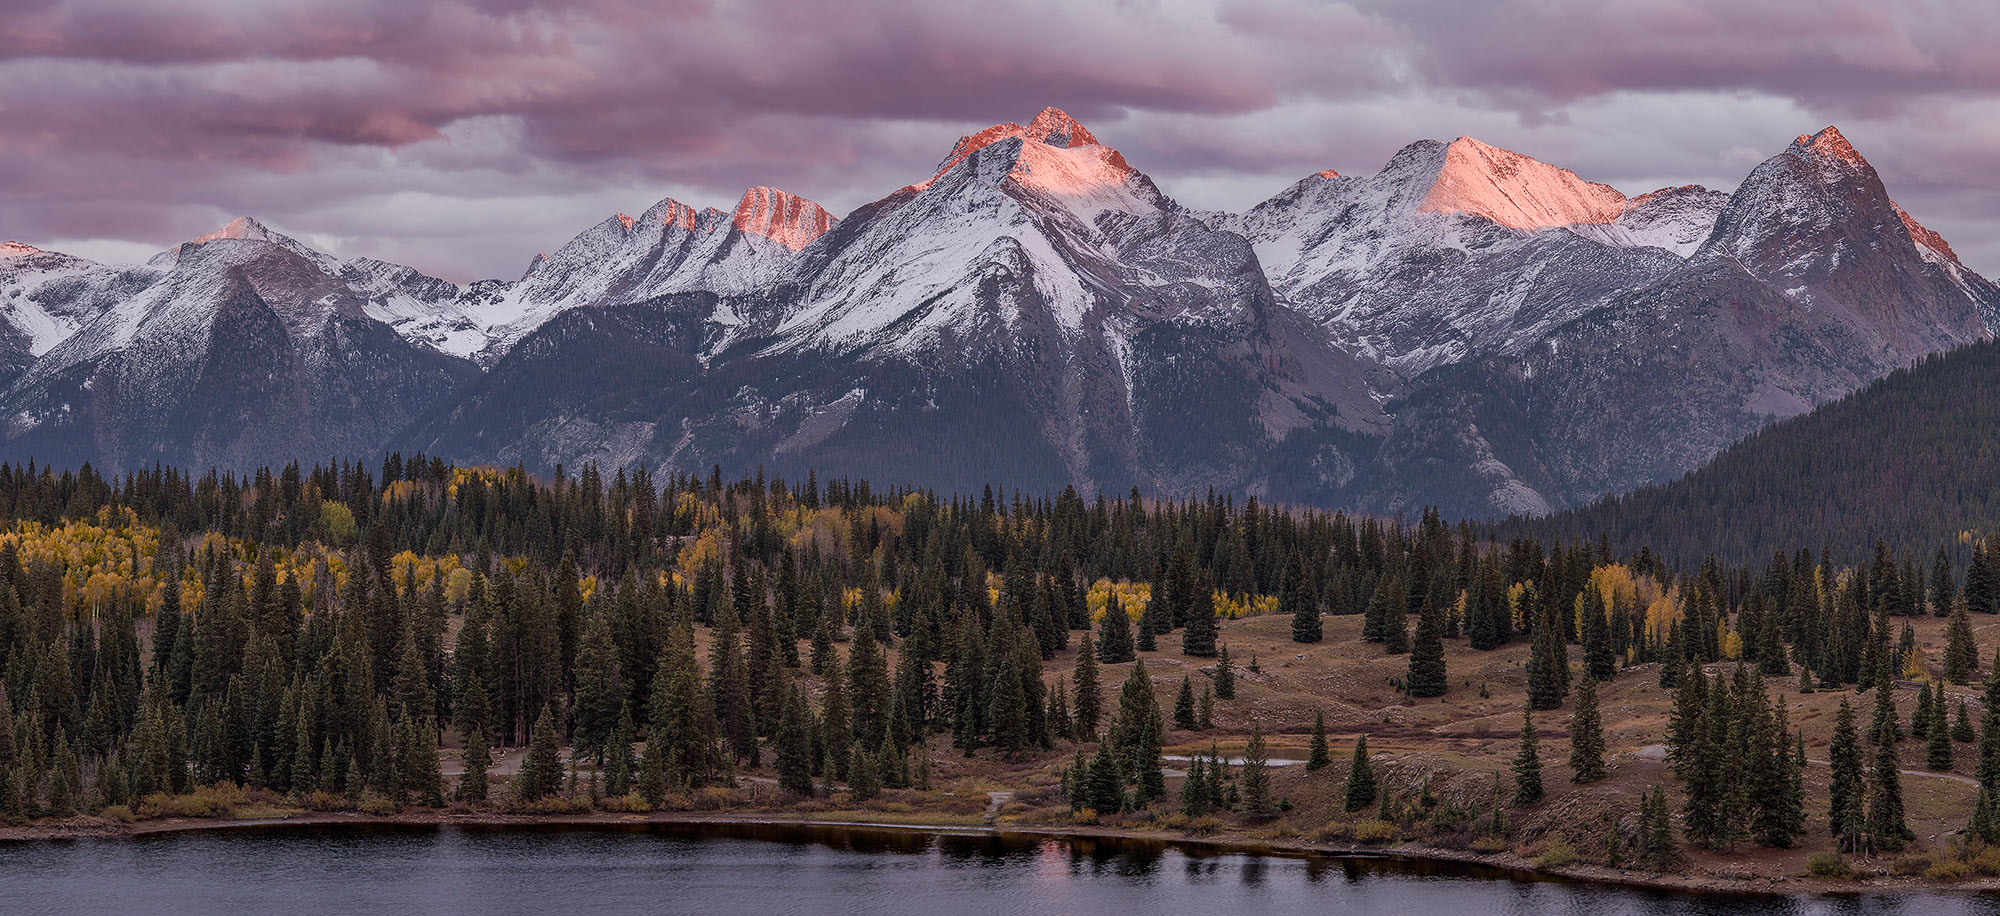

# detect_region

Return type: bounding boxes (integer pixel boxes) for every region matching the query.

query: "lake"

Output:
[0,821,1993,915]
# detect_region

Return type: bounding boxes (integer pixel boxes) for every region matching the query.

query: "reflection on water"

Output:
[0,821,1996,915]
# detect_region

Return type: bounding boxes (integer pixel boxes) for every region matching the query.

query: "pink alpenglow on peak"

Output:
[1791,126,1867,167]
[660,201,703,231]
[1418,136,1628,230]
[1022,106,1099,149]
[192,216,283,245]
[0,241,40,257]
[731,187,835,251]
[923,106,1105,188]
[1317,168,1341,180]
[615,213,636,233]
[1895,201,1964,266]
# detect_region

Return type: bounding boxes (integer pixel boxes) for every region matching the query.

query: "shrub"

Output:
[299,791,348,812]
[1926,859,1969,882]
[1313,820,1351,842]
[1807,852,1852,878]
[1469,835,1509,854]
[1353,819,1397,845]
[357,791,399,816]
[1971,847,2000,877]
[1889,854,1932,877]
[99,804,137,824]
[1071,808,1099,826]
[692,787,744,810]
[1186,815,1222,837]
[600,792,651,813]
[1534,838,1578,870]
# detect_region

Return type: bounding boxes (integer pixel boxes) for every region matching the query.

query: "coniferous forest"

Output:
[3,456,2000,879]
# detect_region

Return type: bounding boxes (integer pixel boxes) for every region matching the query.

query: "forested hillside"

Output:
[2,458,1999,876]
[1504,339,2000,568]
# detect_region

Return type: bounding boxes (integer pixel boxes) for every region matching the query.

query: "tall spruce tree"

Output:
[1512,709,1543,806]
[1406,605,1447,698]
[1827,698,1866,849]
[1072,629,1102,740]
[1527,606,1569,710]
[1240,724,1277,820]
[1569,676,1607,783]
[1306,709,1331,772]
[1096,604,1135,665]
[1286,555,1322,644]
[1345,734,1377,812]
[1181,578,1218,658]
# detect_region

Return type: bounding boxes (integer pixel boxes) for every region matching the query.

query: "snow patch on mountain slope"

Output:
[0,248,158,356]
[1418,137,1628,230]
[770,138,1103,352]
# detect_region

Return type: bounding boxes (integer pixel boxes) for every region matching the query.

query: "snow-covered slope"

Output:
[1236,137,1690,376]
[0,243,157,372]
[0,222,474,469]
[428,187,836,362]
[405,107,1387,500]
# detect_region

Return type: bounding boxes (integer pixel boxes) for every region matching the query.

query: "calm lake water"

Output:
[1,822,1996,915]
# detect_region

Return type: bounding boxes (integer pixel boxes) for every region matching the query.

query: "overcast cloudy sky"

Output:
[4,0,1997,282]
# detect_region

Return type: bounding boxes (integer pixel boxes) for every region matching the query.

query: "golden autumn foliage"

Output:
[1088,579,1150,623]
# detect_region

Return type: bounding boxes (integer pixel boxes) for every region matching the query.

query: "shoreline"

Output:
[0,808,1972,897]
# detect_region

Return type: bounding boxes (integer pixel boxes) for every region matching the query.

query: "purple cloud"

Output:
[2,0,1997,282]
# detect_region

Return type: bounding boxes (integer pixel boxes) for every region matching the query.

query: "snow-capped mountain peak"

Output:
[1417,136,1628,230]
[1790,125,1867,168]
[0,242,41,258]
[192,215,284,245]
[732,187,836,250]
[923,106,1105,190]
[1023,106,1099,148]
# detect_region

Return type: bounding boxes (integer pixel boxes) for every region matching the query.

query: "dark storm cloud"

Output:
[2,0,1996,281]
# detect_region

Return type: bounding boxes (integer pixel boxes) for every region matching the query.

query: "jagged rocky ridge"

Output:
[2,114,1994,518]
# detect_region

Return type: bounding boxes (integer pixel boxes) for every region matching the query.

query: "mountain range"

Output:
[2,109,1993,518]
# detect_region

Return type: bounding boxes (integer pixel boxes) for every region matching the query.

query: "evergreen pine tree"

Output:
[847,741,880,802]
[776,687,814,797]
[1096,604,1135,665]
[1512,709,1543,806]
[1086,740,1124,814]
[1928,683,1956,771]
[1306,709,1331,771]
[1828,698,1866,849]
[1869,678,1901,746]
[1286,555,1322,644]
[1526,607,1569,710]
[1197,685,1214,730]
[1214,645,1236,700]
[1867,716,1914,850]
[1108,661,1166,803]
[1173,676,1196,731]
[1581,592,1616,682]
[1072,628,1102,740]
[1406,605,1447,698]
[400,714,445,807]
[1240,725,1276,820]
[1569,676,1606,783]
[1381,583,1409,655]
[1643,786,1678,869]
[1947,598,1979,685]
[1181,578,1218,658]
[514,704,563,803]
[1345,734,1377,812]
